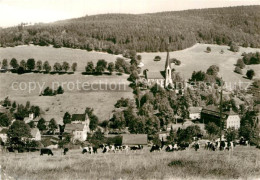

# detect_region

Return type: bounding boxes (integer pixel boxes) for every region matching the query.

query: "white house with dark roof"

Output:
[64,123,88,141]
[64,112,90,142]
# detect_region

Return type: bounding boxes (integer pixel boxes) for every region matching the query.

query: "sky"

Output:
[0,0,260,27]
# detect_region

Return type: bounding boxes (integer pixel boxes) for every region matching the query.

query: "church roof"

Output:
[146,71,164,79]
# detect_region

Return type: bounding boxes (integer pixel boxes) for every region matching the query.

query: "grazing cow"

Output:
[102,145,116,153]
[194,143,200,151]
[228,141,234,151]
[82,146,97,154]
[130,145,143,151]
[63,148,69,155]
[150,145,161,152]
[122,145,129,151]
[40,148,53,156]
[165,144,173,152]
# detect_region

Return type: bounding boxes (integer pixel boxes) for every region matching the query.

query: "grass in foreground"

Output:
[1,146,260,180]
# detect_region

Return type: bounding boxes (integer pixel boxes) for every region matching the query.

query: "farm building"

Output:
[64,123,88,142]
[201,106,240,129]
[24,113,34,124]
[188,107,202,120]
[30,128,41,141]
[122,134,148,145]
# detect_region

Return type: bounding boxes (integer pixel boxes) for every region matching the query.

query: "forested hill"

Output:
[1,5,260,54]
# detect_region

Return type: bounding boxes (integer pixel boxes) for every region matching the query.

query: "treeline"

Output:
[241,52,260,65]
[84,57,134,75]
[0,6,260,53]
[0,58,77,74]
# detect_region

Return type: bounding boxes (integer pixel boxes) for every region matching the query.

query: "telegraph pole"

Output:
[219,78,223,142]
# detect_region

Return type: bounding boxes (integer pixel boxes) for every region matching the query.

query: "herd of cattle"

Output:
[38,139,243,156]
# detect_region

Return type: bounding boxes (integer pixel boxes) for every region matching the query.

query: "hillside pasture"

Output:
[140,43,260,89]
[1,146,259,179]
[0,45,127,72]
[0,73,132,123]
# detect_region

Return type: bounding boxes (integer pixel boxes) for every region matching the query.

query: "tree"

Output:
[206,65,219,76]
[43,61,51,72]
[110,111,126,130]
[0,113,11,127]
[107,62,115,74]
[56,86,64,94]
[206,46,211,52]
[154,56,161,61]
[19,60,27,69]
[10,58,19,69]
[36,60,42,71]
[225,128,238,142]
[12,101,17,109]
[63,112,71,124]
[37,118,47,131]
[7,120,31,139]
[2,59,8,69]
[205,122,220,137]
[85,107,99,131]
[71,62,77,72]
[26,58,35,71]
[246,69,255,80]
[234,66,242,74]
[48,118,58,134]
[62,61,70,72]
[230,42,239,52]
[95,59,107,74]
[28,121,35,128]
[3,96,11,107]
[236,59,245,69]
[53,62,62,72]
[85,61,94,74]
[167,127,176,143]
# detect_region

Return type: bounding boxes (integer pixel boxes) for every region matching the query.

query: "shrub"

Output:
[206,47,211,52]
[154,56,161,61]
[234,67,242,74]
[246,69,255,80]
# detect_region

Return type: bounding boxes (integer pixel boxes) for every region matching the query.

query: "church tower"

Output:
[165,48,172,87]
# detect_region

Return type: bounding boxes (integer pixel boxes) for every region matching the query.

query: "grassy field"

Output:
[1,146,259,179]
[0,45,127,72]
[0,73,132,123]
[140,43,260,87]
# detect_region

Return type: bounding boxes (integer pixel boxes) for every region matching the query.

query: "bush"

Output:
[230,42,239,52]
[206,47,211,52]
[246,69,255,80]
[154,56,161,61]
[234,67,242,74]
[236,59,245,69]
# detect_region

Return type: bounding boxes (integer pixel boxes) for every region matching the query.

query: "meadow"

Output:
[1,146,260,180]
[140,43,260,87]
[0,44,260,122]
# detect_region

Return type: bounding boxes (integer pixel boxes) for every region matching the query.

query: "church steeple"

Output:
[165,46,172,87]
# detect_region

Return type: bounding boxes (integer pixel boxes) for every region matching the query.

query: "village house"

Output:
[24,113,34,124]
[121,134,148,146]
[64,112,90,142]
[201,106,240,129]
[30,128,41,141]
[188,107,202,120]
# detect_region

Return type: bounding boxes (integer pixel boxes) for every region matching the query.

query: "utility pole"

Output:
[219,78,223,142]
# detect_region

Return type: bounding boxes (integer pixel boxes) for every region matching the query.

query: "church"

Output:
[144,50,173,88]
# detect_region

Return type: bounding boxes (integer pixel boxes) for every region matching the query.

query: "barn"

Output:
[121,134,148,145]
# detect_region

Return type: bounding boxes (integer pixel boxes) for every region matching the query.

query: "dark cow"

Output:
[194,143,200,151]
[130,145,143,151]
[150,145,161,152]
[40,148,53,156]
[63,148,69,155]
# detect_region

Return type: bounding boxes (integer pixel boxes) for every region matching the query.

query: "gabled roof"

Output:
[122,134,148,145]
[146,71,164,79]
[202,106,238,118]
[30,128,40,138]
[64,124,85,132]
[71,114,87,121]
[188,107,202,114]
